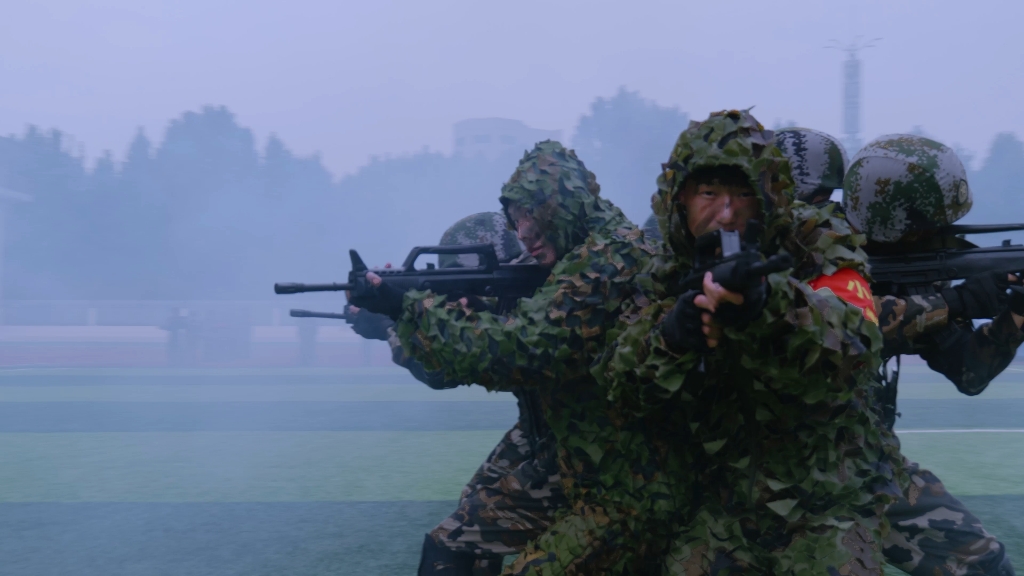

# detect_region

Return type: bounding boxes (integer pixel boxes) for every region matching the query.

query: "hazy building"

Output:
[453,118,561,161]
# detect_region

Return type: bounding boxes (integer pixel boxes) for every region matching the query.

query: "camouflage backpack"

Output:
[775,128,848,204]
[438,211,525,268]
[843,134,972,242]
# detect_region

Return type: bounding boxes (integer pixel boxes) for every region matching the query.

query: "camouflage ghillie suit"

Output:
[391,142,664,575]
[594,110,904,575]
[386,211,529,392]
[344,211,561,575]
[844,135,1020,576]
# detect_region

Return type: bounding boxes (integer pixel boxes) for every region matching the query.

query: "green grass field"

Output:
[0,366,1020,575]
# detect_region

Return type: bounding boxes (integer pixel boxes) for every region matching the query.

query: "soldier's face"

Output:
[508,206,558,268]
[679,181,760,238]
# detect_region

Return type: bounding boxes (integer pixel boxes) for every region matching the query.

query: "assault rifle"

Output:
[864,223,1024,428]
[678,222,794,294]
[865,223,1024,297]
[275,244,551,313]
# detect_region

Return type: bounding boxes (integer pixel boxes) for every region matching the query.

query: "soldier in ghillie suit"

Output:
[843,134,1022,576]
[348,141,664,574]
[591,110,904,574]
[344,212,565,576]
[704,128,1018,576]
[654,128,1024,414]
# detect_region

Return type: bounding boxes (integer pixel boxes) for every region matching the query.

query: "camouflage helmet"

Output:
[438,211,524,268]
[843,134,972,242]
[774,128,848,203]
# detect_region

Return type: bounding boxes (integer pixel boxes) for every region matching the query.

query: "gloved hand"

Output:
[347,273,406,321]
[661,290,709,353]
[346,306,394,341]
[1009,285,1024,317]
[942,271,1010,320]
[714,281,768,329]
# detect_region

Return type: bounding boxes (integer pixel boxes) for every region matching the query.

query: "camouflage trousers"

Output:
[426,422,565,576]
[882,457,1011,576]
[662,510,883,576]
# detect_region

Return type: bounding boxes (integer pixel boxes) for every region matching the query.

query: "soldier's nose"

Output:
[718,203,736,223]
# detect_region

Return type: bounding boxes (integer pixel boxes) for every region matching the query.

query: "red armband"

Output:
[807,268,878,324]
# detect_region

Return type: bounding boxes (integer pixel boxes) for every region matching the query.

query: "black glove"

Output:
[714,280,769,329]
[1008,285,1024,317]
[347,307,394,341]
[347,274,406,320]
[942,271,1010,320]
[661,290,709,353]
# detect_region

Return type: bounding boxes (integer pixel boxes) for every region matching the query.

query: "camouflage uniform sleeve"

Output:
[386,326,462,390]
[601,269,903,575]
[876,291,1024,395]
[917,310,1024,396]
[875,293,949,358]
[395,237,643,392]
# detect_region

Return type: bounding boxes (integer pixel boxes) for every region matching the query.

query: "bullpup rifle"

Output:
[275,244,551,313]
[678,222,794,294]
[865,223,1024,297]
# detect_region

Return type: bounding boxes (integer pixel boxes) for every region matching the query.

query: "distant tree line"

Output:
[0,90,1020,300]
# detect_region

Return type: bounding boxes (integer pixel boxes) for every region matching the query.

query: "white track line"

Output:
[896,429,1024,434]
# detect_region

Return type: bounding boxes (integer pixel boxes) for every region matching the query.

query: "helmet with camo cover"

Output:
[843,134,972,242]
[438,211,524,268]
[775,128,848,204]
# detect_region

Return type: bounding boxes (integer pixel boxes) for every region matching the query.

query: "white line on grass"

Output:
[897,429,1024,434]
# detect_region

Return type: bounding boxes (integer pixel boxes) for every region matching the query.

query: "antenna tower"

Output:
[827,37,881,154]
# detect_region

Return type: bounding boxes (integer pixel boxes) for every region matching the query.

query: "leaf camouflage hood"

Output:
[652,109,794,265]
[500,140,632,257]
[651,109,869,282]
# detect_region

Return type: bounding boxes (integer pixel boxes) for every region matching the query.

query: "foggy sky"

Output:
[2,0,1021,175]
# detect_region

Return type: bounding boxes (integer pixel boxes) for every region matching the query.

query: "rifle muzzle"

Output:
[274,282,353,295]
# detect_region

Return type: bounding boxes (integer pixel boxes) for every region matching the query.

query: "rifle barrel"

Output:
[941,223,1024,235]
[290,309,350,320]
[274,282,353,294]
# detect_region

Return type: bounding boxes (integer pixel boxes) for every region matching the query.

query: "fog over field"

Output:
[0,1,1021,575]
